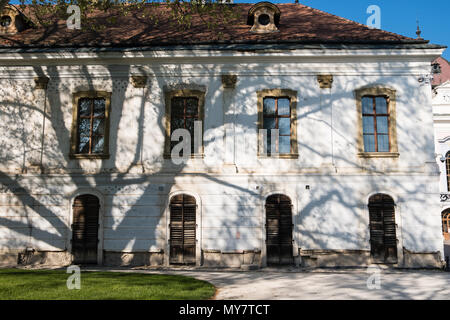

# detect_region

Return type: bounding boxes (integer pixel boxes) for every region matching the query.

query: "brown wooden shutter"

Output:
[266,194,293,265]
[369,194,397,264]
[169,194,196,264]
[72,194,100,264]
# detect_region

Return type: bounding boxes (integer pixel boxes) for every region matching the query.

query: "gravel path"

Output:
[81,267,450,300]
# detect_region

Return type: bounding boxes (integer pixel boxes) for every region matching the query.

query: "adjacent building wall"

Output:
[433,80,450,264]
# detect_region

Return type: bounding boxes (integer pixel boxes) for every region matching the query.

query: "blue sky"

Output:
[9,1,449,59]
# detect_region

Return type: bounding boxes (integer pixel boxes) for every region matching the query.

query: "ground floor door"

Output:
[442,210,450,265]
[266,194,293,265]
[72,194,100,264]
[369,194,397,264]
[169,194,196,265]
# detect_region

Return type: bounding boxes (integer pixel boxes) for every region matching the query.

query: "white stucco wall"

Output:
[0,47,445,265]
[433,81,450,193]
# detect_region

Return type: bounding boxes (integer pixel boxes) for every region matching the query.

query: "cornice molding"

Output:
[0,47,444,63]
[0,63,436,79]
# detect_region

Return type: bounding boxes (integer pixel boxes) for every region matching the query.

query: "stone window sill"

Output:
[163,153,205,160]
[258,153,299,159]
[358,152,399,158]
[69,153,110,160]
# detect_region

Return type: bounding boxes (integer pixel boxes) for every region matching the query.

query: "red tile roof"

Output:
[0,3,439,50]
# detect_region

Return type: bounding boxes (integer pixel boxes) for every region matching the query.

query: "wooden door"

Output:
[169,194,196,264]
[266,194,293,265]
[369,194,397,264]
[72,194,100,264]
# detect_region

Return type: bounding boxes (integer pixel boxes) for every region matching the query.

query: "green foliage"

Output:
[0,268,216,300]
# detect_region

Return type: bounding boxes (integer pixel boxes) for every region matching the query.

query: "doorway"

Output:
[169,194,196,264]
[368,194,397,264]
[265,194,293,265]
[71,194,100,264]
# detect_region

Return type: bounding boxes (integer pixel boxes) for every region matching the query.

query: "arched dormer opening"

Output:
[0,5,31,35]
[247,2,281,34]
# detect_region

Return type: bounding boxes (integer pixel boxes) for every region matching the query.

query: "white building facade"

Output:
[0,3,446,268]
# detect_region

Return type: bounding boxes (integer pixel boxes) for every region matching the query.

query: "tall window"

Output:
[446,152,450,192]
[257,89,298,158]
[70,92,111,159]
[362,96,390,152]
[442,210,450,241]
[164,89,205,158]
[171,97,199,155]
[355,87,398,157]
[77,98,106,154]
[263,97,291,154]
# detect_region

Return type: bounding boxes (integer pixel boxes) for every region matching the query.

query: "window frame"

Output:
[164,89,205,159]
[70,91,111,159]
[361,95,391,153]
[442,209,450,241]
[355,87,399,158]
[446,151,450,192]
[257,89,298,158]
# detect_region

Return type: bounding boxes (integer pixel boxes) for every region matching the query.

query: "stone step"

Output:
[241,264,259,271]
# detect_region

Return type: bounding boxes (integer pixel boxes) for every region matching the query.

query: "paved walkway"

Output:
[82,267,450,300]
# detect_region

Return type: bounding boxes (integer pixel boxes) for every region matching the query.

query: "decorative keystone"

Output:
[317,74,333,89]
[222,74,237,89]
[34,76,49,89]
[131,75,148,88]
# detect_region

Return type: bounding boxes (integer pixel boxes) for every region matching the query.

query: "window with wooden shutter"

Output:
[169,194,196,265]
[266,194,293,265]
[368,194,397,264]
[72,194,100,264]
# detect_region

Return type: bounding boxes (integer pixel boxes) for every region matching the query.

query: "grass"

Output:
[0,268,216,300]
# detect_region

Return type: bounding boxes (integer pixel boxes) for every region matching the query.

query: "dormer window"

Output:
[432,62,442,74]
[0,16,12,28]
[258,14,270,26]
[0,5,30,35]
[247,2,281,34]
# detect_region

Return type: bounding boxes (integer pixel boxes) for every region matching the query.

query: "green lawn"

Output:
[0,268,215,300]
